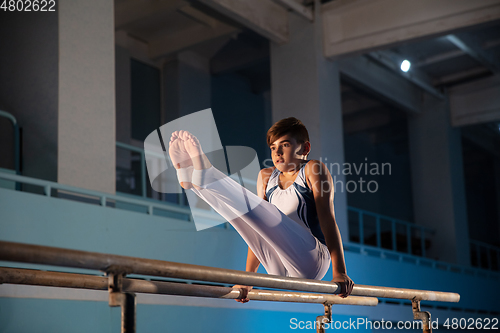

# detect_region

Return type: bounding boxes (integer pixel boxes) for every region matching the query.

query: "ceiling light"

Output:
[400,60,411,72]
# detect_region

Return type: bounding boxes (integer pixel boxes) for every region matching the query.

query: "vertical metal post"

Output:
[0,111,21,189]
[497,249,500,271]
[140,152,147,198]
[476,243,481,268]
[359,212,364,244]
[108,271,136,333]
[421,227,426,258]
[14,123,21,191]
[316,304,332,333]
[486,247,492,270]
[392,220,397,251]
[14,123,20,174]
[179,191,186,206]
[407,225,412,254]
[121,292,136,333]
[376,216,381,248]
[412,298,431,333]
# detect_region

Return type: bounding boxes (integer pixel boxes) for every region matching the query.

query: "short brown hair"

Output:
[267,117,309,147]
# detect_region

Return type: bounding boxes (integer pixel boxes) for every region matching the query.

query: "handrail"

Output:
[470,240,500,271]
[1,171,497,277]
[348,206,434,257]
[348,207,431,230]
[0,241,460,303]
[345,241,500,279]
[0,171,226,225]
[116,141,143,154]
[116,141,147,197]
[116,141,258,199]
[0,110,21,176]
[470,239,500,251]
[0,110,17,125]
[0,267,378,306]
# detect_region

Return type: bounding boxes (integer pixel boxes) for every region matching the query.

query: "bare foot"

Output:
[169,131,193,189]
[178,131,212,171]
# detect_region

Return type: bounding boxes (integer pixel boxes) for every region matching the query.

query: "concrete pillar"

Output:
[163,51,211,121]
[495,158,500,245]
[263,90,273,156]
[162,50,223,179]
[408,94,470,264]
[115,45,132,145]
[270,10,348,236]
[0,10,58,183]
[115,44,133,182]
[57,0,116,194]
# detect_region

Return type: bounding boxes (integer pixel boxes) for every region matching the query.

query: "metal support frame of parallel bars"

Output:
[0,241,460,333]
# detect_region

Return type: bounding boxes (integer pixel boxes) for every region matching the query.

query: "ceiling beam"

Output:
[432,67,490,86]
[149,22,239,60]
[447,34,500,74]
[449,74,500,127]
[413,49,466,68]
[322,0,500,59]
[115,0,183,30]
[338,56,422,114]
[178,5,219,28]
[271,0,313,22]
[368,50,445,99]
[195,0,289,44]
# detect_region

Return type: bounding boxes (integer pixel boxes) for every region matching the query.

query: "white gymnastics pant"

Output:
[190,167,331,280]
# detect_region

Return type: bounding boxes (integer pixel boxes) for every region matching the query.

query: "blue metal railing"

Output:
[348,206,434,257]
[345,241,500,280]
[116,141,147,198]
[470,240,500,271]
[0,170,498,280]
[0,171,226,227]
[116,141,191,206]
[115,141,257,204]
[0,110,21,175]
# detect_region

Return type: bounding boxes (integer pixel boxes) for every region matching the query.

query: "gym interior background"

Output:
[0,0,499,331]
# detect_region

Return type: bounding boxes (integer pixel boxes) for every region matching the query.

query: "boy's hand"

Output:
[232,284,253,303]
[332,273,354,298]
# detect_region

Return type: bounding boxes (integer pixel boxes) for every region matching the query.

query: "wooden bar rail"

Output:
[0,241,460,302]
[0,240,461,333]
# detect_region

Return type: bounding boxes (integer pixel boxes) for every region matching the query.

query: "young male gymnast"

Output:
[169,117,354,303]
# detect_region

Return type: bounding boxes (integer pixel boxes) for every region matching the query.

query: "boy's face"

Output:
[270,134,309,172]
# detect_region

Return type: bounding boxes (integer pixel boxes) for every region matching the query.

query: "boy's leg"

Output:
[170,130,330,279]
[190,167,330,280]
[224,215,288,277]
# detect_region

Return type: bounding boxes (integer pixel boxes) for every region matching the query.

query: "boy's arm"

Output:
[306,161,354,298]
[233,247,260,303]
[245,247,260,273]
